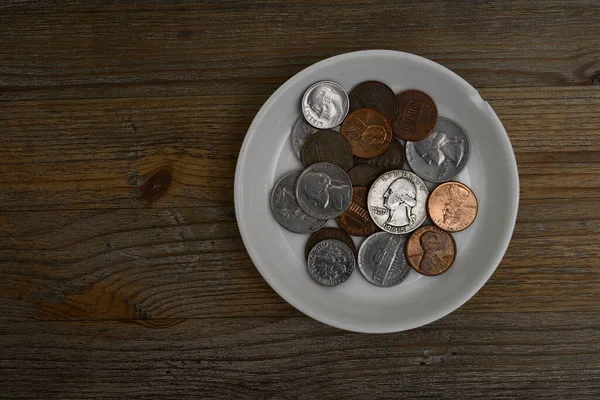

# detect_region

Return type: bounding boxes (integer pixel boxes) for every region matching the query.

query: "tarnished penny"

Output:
[392,90,438,141]
[305,227,356,259]
[355,139,405,172]
[349,81,398,121]
[347,165,382,187]
[427,181,478,232]
[336,186,380,236]
[301,130,354,171]
[341,108,392,159]
[406,225,456,276]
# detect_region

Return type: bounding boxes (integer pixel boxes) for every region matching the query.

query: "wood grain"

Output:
[1,313,599,399]
[1,1,600,398]
[1,1,600,101]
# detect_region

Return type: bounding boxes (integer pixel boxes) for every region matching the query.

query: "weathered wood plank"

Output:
[1,1,600,101]
[0,313,599,399]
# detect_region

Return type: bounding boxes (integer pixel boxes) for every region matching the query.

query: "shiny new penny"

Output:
[406,225,456,276]
[304,227,356,259]
[427,181,478,232]
[392,90,438,141]
[348,81,398,121]
[347,165,382,187]
[336,186,379,236]
[355,139,405,172]
[301,130,354,171]
[341,108,393,159]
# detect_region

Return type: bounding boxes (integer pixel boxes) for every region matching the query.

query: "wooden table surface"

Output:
[1,1,599,398]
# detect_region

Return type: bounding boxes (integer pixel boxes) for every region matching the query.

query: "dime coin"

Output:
[270,171,327,233]
[348,80,398,121]
[392,90,438,141]
[355,139,405,172]
[367,169,429,234]
[406,225,456,276]
[357,231,411,287]
[427,181,478,232]
[336,186,380,236]
[347,165,382,187]
[304,227,356,259]
[307,239,355,286]
[296,162,352,220]
[302,80,349,129]
[291,115,320,159]
[341,108,393,159]
[405,117,470,182]
[301,129,354,171]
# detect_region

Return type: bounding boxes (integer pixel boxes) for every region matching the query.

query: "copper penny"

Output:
[406,225,456,276]
[304,227,356,259]
[347,165,382,187]
[301,129,354,171]
[336,186,380,236]
[427,181,478,232]
[340,108,393,159]
[392,90,438,141]
[348,80,398,121]
[355,138,405,172]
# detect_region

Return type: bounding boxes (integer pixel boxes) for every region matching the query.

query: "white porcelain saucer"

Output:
[234,50,519,333]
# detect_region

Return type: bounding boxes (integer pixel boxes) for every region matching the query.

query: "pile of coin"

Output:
[270,79,478,287]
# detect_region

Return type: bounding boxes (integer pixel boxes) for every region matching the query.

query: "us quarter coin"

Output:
[302,80,349,129]
[367,170,429,234]
[307,239,355,286]
[270,171,327,233]
[405,117,470,182]
[290,115,320,159]
[357,232,411,287]
[296,162,352,220]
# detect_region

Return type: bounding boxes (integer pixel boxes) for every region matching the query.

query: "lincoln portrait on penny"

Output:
[382,178,417,227]
[419,231,444,274]
[307,85,343,121]
[442,184,470,225]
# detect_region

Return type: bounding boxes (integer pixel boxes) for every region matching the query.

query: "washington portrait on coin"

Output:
[383,177,418,227]
[368,170,428,234]
[406,117,470,182]
[296,163,352,220]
